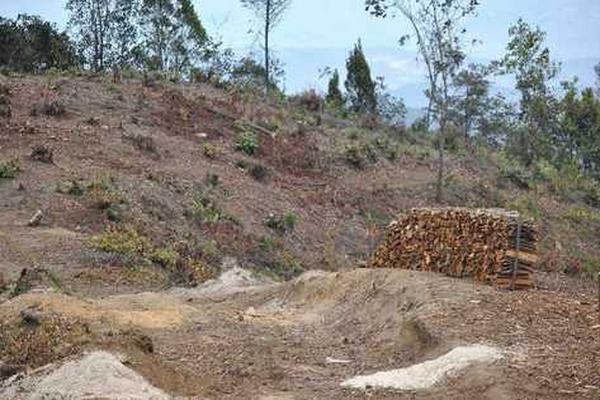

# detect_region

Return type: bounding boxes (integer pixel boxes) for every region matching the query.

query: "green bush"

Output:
[264,211,299,234]
[235,132,259,155]
[344,144,364,169]
[0,160,20,179]
[507,194,544,221]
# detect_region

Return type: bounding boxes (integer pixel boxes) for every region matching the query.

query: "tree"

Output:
[140,0,209,73]
[111,0,140,67]
[595,62,600,96]
[496,19,561,166]
[345,40,377,114]
[451,64,490,138]
[0,15,79,72]
[366,0,479,202]
[241,0,291,96]
[66,0,113,71]
[376,76,406,127]
[326,69,344,107]
[559,85,600,178]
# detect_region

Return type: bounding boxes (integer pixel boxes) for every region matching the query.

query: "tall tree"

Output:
[326,69,344,107]
[241,0,291,96]
[66,0,112,71]
[594,62,600,96]
[111,0,140,67]
[140,0,208,73]
[497,18,561,166]
[345,40,377,114]
[366,0,479,202]
[451,64,490,138]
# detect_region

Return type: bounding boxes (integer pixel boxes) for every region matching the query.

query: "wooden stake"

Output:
[510,218,522,291]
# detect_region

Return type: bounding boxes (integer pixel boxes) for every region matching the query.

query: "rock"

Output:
[27,210,43,227]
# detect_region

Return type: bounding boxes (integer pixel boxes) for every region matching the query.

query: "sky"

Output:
[1,0,599,106]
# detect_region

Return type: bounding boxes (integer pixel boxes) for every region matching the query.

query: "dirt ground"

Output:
[1,268,598,399]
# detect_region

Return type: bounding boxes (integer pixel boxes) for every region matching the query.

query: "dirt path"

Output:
[1,268,597,399]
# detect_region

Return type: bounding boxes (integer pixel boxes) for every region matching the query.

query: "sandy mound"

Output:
[341,344,503,391]
[1,351,169,400]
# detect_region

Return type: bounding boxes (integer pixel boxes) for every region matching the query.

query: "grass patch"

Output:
[507,194,544,221]
[0,159,20,179]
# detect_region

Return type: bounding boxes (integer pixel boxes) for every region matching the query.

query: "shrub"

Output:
[507,195,544,221]
[499,157,534,189]
[30,145,54,163]
[270,253,305,280]
[150,247,179,268]
[86,177,125,210]
[202,143,219,159]
[235,132,258,155]
[90,226,152,257]
[344,144,364,169]
[264,211,299,234]
[248,163,269,182]
[123,133,157,154]
[0,160,20,179]
[31,100,66,117]
[293,89,322,112]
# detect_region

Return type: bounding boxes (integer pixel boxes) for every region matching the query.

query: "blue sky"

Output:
[1,0,599,106]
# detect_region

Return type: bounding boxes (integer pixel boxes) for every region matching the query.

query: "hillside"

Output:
[0,74,599,399]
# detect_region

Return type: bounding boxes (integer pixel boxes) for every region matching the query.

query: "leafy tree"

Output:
[496,18,561,166]
[0,15,79,72]
[241,0,292,96]
[595,62,600,96]
[345,40,377,114]
[366,0,479,202]
[111,0,141,67]
[375,76,406,127]
[140,0,209,73]
[66,0,113,71]
[230,55,283,93]
[326,69,344,107]
[559,85,600,178]
[451,64,490,138]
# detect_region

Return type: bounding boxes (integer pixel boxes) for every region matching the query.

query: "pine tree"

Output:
[344,40,377,114]
[326,69,343,106]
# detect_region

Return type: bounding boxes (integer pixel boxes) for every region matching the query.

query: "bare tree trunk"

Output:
[264,0,271,97]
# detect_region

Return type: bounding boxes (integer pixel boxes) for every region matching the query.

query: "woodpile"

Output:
[369,208,538,289]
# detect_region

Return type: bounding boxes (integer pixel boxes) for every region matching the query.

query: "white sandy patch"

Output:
[1,352,169,400]
[341,345,503,391]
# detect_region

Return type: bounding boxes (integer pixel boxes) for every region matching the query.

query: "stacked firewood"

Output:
[368,208,538,289]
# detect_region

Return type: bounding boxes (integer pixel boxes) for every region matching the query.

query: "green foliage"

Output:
[264,211,299,234]
[0,160,20,179]
[202,143,220,159]
[507,194,544,221]
[235,132,259,155]
[192,192,226,224]
[563,207,600,224]
[535,160,600,206]
[345,40,377,114]
[326,69,344,107]
[150,247,179,268]
[0,15,79,72]
[90,225,152,257]
[344,144,365,169]
[498,18,561,166]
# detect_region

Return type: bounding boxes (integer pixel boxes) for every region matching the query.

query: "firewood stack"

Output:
[368,208,538,289]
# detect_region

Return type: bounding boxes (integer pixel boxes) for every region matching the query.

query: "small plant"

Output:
[90,226,152,257]
[248,163,269,182]
[507,194,544,221]
[202,143,219,159]
[31,100,66,117]
[86,177,125,210]
[30,145,54,164]
[192,193,225,224]
[271,253,305,280]
[344,144,364,169]
[235,132,259,155]
[264,211,299,234]
[0,159,20,179]
[123,133,157,154]
[204,173,220,188]
[150,247,179,268]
